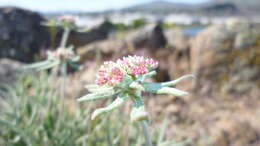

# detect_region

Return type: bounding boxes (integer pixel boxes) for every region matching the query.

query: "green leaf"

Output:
[161,74,194,87]
[131,82,188,96]
[91,95,127,120]
[77,90,116,102]
[23,60,51,70]
[0,119,31,145]
[37,60,60,71]
[136,71,157,82]
[85,85,114,93]
[142,82,162,92]
[84,84,100,90]
[157,87,188,96]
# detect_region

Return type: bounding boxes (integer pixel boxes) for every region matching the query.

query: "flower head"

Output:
[47,47,78,61]
[58,15,76,25]
[78,55,193,122]
[95,56,159,86]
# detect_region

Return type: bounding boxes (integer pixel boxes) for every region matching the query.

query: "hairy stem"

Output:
[60,27,71,48]
[55,63,67,134]
[60,62,67,99]
[140,120,153,146]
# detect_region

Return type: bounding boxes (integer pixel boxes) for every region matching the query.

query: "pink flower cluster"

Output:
[58,15,76,24]
[96,56,158,86]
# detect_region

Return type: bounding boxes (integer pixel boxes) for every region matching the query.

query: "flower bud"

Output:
[59,15,76,25]
[47,48,77,61]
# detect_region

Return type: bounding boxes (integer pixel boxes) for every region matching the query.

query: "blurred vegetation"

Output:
[111,18,207,32]
[112,18,148,31]
[113,23,129,31]
[0,73,191,146]
[131,18,147,29]
[162,22,177,29]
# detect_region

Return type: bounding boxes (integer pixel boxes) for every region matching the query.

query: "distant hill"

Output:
[47,0,260,17]
[117,0,259,16]
[198,2,241,16]
[212,0,260,16]
[121,1,194,14]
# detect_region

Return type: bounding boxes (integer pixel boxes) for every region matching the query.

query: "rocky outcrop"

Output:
[67,20,115,48]
[0,58,22,84]
[190,19,260,94]
[0,58,23,98]
[77,22,168,63]
[0,7,50,62]
[165,28,190,51]
[126,23,167,50]
[77,37,128,62]
[77,25,191,82]
[209,118,258,146]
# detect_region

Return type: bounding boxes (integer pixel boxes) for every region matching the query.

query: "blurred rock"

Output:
[145,27,192,81]
[0,58,22,83]
[0,7,50,62]
[67,20,114,48]
[78,24,191,83]
[77,37,128,62]
[165,28,190,51]
[209,118,258,146]
[0,58,23,98]
[65,61,100,98]
[126,23,167,50]
[190,19,260,94]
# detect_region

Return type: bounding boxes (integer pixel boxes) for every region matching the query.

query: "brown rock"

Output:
[0,58,23,98]
[77,36,128,63]
[68,20,114,48]
[209,118,258,146]
[0,7,50,62]
[126,23,167,50]
[190,20,260,94]
[165,28,190,51]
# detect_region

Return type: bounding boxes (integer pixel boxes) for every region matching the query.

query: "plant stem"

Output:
[59,25,70,98]
[60,27,70,48]
[60,62,67,99]
[55,63,67,134]
[106,116,113,146]
[140,120,153,146]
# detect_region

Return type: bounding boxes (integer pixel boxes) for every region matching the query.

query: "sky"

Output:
[0,0,210,12]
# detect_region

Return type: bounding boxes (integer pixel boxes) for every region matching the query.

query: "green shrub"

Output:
[162,22,177,29]
[113,23,129,31]
[131,18,147,29]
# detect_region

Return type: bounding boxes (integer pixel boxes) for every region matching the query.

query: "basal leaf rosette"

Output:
[78,55,194,122]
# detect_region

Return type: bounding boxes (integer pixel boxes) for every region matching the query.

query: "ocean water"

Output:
[183,26,205,36]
